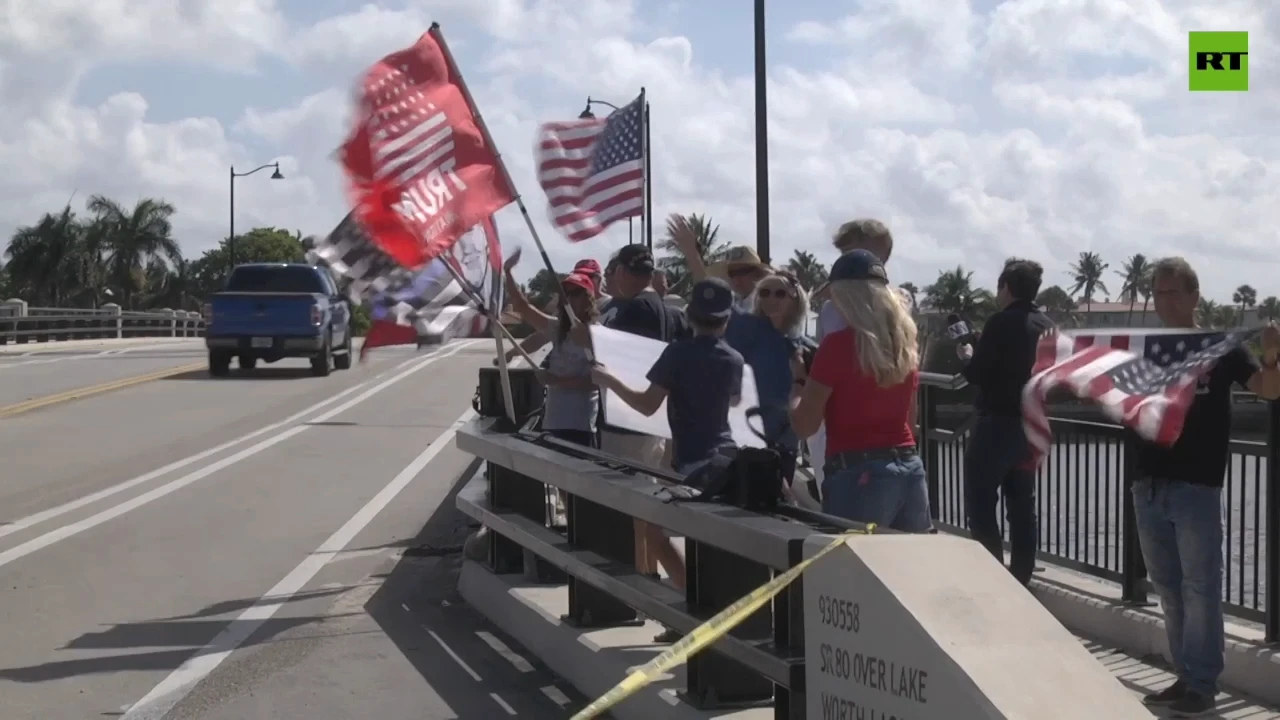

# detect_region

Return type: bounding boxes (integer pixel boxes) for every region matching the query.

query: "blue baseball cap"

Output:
[688,278,734,320]
[830,249,889,284]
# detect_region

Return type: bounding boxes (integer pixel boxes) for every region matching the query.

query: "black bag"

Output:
[681,446,784,511]
[473,366,545,426]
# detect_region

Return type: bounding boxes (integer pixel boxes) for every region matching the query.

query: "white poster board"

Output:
[590,325,765,448]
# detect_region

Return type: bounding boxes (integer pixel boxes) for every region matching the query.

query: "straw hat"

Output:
[707,245,771,278]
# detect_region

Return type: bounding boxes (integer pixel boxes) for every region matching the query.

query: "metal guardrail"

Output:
[0,302,205,345]
[458,365,1280,716]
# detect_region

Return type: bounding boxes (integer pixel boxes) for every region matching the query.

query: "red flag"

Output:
[340,28,514,269]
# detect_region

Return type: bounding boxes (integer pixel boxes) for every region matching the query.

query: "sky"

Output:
[1,0,1276,303]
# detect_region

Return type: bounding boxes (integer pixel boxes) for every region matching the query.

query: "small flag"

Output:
[535,93,645,242]
[340,28,515,269]
[1021,328,1257,465]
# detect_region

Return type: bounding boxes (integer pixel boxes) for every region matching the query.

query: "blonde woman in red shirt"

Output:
[787,250,931,531]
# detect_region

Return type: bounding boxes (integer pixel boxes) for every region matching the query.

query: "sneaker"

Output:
[1169,691,1216,717]
[1142,680,1187,706]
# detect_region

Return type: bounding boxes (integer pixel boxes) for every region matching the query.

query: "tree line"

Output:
[5,200,1273,333]
[0,196,319,311]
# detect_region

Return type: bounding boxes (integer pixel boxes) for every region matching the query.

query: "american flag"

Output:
[536,93,645,242]
[1021,329,1257,465]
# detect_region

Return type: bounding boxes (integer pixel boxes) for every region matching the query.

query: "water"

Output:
[930,438,1273,615]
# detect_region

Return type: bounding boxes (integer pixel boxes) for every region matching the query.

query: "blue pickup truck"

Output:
[203,263,352,377]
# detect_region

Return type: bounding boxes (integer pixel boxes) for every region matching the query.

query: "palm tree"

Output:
[1215,305,1238,328]
[1259,296,1280,322]
[3,205,95,306]
[1232,284,1257,326]
[1196,298,1219,327]
[1117,253,1151,325]
[1068,251,1108,312]
[85,195,181,309]
[784,249,829,312]
[923,266,992,316]
[656,213,729,297]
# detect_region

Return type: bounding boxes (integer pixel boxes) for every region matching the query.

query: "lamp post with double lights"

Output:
[578,96,653,250]
[228,162,285,273]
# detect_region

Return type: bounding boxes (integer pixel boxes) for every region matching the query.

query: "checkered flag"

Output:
[303,212,417,302]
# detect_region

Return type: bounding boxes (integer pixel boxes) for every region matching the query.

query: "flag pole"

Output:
[429,23,571,316]
[642,88,652,252]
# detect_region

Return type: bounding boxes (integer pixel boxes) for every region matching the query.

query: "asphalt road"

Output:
[0,338,584,720]
[0,339,206,408]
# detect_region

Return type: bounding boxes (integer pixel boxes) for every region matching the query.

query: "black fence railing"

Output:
[917,379,1280,642]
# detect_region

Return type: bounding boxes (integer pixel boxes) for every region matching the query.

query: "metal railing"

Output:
[458,366,1280,717]
[917,374,1280,641]
[0,300,205,345]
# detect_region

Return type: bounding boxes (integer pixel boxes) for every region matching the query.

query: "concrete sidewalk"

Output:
[0,337,202,355]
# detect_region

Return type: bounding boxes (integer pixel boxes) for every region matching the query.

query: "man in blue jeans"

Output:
[1134,258,1280,716]
[958,259,1053,586]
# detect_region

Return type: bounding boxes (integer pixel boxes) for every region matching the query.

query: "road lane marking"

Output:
[120,408,477,720]
[0,342,475,569]
[0,340,199,367]
[0,344,463,540]
[427,628,483,682]
[476,630,535,673]
[0,362,206,417]
[490,693,518,715]
[542,686,572,707]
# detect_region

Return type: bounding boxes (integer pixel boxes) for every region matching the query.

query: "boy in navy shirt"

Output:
[593,277,744,474]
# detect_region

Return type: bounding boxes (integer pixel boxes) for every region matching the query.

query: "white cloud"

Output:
[1,0,1278,306]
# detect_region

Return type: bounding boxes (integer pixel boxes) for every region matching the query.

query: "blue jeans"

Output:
[964,415,1038,585]
[821,455,932,532]
[1131,479,1224,697]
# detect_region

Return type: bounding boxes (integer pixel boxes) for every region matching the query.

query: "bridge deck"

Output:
[0,337,1273,718]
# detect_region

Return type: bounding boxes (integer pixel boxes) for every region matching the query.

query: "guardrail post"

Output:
[1120,435,1150,605]
[0,299,26,345]
[1265,400,1279,643]
[683,540,775,709]
[920,384,941,520]
[159,308,175,337]
[102,303,122,339]
[771,539,807,720]
[562,493,641,628]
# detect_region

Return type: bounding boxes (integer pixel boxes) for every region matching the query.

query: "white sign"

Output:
[589,325,765,448]
[801,534,1149,719]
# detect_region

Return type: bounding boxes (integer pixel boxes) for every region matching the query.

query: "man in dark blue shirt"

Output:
[594,277,744,473]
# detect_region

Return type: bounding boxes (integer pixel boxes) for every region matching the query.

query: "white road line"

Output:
[427,628,483,682]
[0,343,469,541]
[0,341,198,368]
[120,408,477,719]
[0,342,476,569]
[490,693,518,715]
[541,686,572,707]
[476,630,535,673]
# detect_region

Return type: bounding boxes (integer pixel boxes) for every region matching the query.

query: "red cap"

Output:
[574,259,603,276]
[561,272,596,295]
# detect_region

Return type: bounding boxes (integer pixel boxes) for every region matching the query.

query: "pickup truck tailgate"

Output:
[209,293,320,336]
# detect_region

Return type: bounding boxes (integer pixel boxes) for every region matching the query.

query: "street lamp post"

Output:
[229,162,285,273]
[753,0,770,265]
[579,96,652,250]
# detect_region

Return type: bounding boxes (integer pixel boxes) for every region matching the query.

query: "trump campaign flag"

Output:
[1021,328,1258,465]
[340,27,515,269]
[535,93,645,242]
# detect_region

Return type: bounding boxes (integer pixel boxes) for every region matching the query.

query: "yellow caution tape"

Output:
[571,524,876,720]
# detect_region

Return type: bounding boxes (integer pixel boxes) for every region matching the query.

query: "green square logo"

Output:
[1189,31,1249,92]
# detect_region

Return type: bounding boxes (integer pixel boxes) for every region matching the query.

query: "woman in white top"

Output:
[503,266,601,447]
